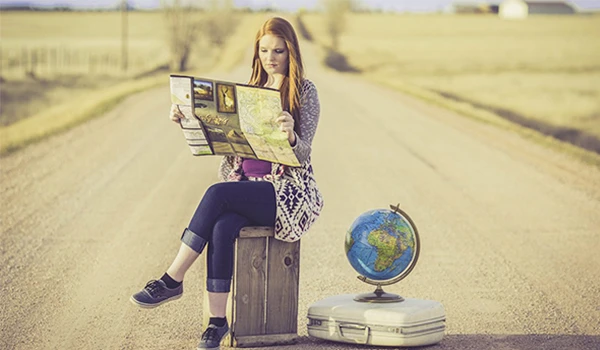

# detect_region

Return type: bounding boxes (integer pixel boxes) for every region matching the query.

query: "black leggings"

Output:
[181,181,276,292]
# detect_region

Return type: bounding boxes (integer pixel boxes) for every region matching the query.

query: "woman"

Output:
[130,17,323,349]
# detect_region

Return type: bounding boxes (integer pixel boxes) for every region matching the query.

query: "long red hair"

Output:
[248,17,304,130]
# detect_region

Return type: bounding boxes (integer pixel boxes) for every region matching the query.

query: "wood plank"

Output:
[239,226,274,238]
[233,333,299,348]
[265,238,301,334]
[232,236,268,338]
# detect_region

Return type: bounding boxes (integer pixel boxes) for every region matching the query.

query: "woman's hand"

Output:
[169,104,184,123]
[276,111,296,146]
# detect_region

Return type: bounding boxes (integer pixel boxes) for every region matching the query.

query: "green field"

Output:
[301,13,600,153]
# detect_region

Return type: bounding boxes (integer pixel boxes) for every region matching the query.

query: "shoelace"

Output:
[144,280,164,297]
[201,325,220,341]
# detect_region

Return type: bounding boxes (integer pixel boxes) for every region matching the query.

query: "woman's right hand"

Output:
[169,104,184,123]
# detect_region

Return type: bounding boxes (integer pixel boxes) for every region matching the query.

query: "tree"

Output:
[321,0,354,50]
[162,0,201,72]
[162,0,236,72]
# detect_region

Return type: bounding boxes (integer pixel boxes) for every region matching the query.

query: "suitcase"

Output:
[307,294,445,347]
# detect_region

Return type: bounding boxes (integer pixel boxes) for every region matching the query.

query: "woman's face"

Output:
[258,34,289,76]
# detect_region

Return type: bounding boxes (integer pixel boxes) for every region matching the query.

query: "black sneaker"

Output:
[130,279,183,308]
[197,322,230,349]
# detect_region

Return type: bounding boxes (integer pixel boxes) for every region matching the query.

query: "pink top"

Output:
[242,158,272,178]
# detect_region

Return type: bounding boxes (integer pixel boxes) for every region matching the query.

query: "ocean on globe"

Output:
[345,208,418,281]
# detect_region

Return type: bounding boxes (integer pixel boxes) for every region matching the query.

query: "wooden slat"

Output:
[233,333,299,348]
[232,236,268,337]
[265,238,301,334]
[239,226,275,238]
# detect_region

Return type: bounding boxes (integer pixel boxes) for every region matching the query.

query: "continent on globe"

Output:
[367,230,405,272]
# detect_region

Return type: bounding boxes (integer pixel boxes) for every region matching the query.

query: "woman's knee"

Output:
[203,183,229,201]
[213,212,249,242]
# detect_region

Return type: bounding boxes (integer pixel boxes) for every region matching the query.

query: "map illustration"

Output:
[169,75,300,167]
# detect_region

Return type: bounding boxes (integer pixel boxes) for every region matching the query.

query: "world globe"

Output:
[345,205,420,302]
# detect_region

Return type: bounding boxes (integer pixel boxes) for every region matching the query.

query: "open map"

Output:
[169,74,300,167]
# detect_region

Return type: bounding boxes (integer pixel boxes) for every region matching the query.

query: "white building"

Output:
[499,0,529,19]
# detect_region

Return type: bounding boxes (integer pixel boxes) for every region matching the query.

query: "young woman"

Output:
[130,17,323,349]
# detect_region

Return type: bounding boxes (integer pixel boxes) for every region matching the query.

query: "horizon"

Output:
[0,0,598,12]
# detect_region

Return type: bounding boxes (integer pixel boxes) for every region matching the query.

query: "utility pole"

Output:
[121,0,128,73]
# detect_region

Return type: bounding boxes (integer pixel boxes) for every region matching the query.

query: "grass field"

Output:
[0,11,170,78]
[0,11,171,127]
[0,11,266,155]
[300,13,600,153]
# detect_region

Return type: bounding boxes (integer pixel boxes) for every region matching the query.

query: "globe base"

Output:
[354,285,405,303]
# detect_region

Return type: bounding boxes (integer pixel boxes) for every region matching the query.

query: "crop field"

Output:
[300,13,600,152]
[0,11,171,78]
[0,11,172,127]
[0,10,265,154]
[0,10,263,119]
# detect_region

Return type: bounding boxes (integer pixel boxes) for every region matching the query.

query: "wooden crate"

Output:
[202,226,301,348]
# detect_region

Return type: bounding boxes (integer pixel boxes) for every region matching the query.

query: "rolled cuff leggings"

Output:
[181,181,276,293]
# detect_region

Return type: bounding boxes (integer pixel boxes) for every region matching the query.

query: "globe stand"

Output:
[354,284,405,303]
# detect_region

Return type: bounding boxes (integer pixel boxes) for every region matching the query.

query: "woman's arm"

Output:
[292,80,320,164]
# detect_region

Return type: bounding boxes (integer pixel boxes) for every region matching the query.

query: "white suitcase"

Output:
[307,294,445,347]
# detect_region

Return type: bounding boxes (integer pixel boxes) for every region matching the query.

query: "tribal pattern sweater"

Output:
[218,79,324,242]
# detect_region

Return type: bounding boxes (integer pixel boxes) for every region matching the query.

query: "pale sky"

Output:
[1,0,599,11]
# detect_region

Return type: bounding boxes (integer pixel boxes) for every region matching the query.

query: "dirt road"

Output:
[1,43,600,350]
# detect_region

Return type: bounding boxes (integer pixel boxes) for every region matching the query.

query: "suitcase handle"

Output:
[338,323,370,344]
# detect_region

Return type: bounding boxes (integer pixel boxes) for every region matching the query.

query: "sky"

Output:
[1,0,599,11]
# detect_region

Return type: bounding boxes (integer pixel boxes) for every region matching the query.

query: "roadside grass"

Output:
[299,13,600,165]
[0,75,127,126]
[0,12,265,156]
[0,74,167,155]
[369,76,600,168]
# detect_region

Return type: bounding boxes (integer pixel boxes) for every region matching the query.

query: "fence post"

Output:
[21,47,28,76]
[30,48,37,77]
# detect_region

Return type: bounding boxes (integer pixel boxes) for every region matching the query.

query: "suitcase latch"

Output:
[338,323,370,344]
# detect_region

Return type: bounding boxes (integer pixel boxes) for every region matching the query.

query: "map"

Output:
[169,74,300,167]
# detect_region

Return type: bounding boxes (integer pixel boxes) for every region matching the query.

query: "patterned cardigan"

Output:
[218,79,323,242]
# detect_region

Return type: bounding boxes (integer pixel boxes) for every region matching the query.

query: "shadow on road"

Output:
[437,334,600,350]
[251,334,600,349]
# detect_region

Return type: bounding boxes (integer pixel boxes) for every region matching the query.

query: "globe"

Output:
[345,205,419,286]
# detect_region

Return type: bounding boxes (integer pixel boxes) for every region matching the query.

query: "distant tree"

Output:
[162,0,236,72]
[162,0,201,71]
[321,0,356,50]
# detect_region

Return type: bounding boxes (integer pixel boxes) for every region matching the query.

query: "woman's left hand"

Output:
[276,111,296,146]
